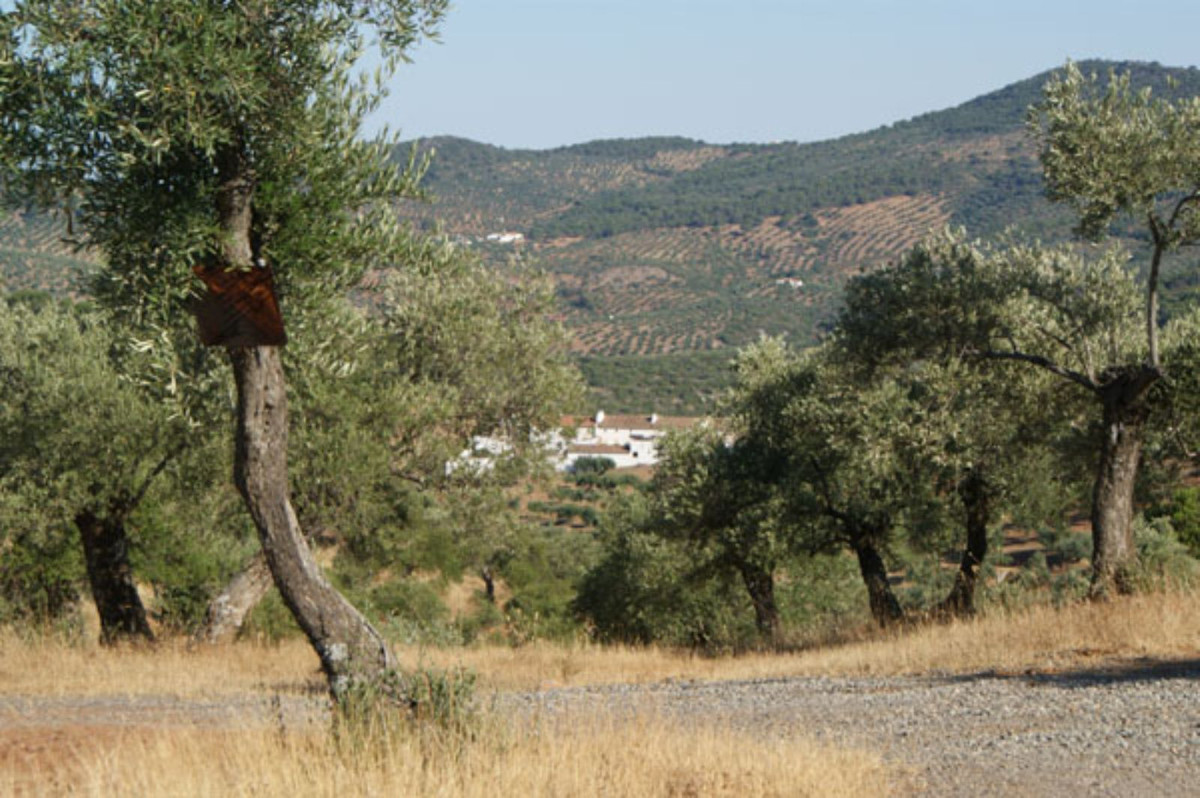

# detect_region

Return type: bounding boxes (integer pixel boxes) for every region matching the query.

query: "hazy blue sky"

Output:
[372,0,1200,149]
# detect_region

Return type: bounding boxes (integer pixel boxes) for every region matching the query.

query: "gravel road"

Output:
[500,658,1200,797]
[3,657,1197,796]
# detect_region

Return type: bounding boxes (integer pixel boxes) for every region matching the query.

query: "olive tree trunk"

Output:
[480,565,496,604]
[194,551,273,644]
[737,561,781,642]
[75,505,154,644]
[937,469,990,618]
[852,540,904,628]
[230,345,394,699]
[1089,371,1155,598]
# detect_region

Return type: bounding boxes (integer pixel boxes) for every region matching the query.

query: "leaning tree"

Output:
[0,0,447,700]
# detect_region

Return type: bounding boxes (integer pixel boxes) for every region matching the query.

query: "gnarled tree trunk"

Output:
[230,345,394,701]
[480,565,496,604]
[194,551,273,644]
[938,469,990,618]
[852,540,904,628]
[75,504,154,644]
[737,561,780,642]
[1089,369,1156,598]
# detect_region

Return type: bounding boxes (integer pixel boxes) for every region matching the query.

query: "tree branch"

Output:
[1030,321,1076,356]
[128,439,187,514]
[973,348,1099,392]
[394,471,428,489]
[1166,190,1200,232]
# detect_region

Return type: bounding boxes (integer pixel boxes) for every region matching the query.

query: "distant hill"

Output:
[394,60,1200,412]
[5,60,1200,413]
[0,209,94,296]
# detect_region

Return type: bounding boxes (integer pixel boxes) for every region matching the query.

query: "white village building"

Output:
[554,410,700,471]
[446,410,702,475]
[484,231,525,245]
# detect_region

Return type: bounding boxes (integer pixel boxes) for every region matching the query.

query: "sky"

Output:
[371,0,1200,150]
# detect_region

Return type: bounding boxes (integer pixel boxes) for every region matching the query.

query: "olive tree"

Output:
[747,344,922,628]
[651,339,923,630]
[0,0,447,700]
[1028,62,1200,594]
[651,421,791,641]
[198,251,583,642]
[835,312,1085,617]
[838,226,1200,597]
[0,299,166,638]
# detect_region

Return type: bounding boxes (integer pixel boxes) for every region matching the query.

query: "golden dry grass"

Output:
[0,718,889,798]
[0,632,321,697]
[2,589,1198,699]
[396,589,1200,690]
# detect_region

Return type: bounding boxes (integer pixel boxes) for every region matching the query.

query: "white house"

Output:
[446,411,704,475]
[485,232,525,245]
[555,410,700,471]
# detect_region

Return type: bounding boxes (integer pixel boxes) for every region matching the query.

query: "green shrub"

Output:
[1050,569,1089,606]
[775,552,868,635]
[574,502,756,651]
[365,578,462,646]
[241,589,303,642]
[132,495,254,634]
[1038,526,1091,567]
[455,598,505,644]
[368,579,448,626]
[571,456,615,476]
[898,551,955,612]
[1132,515,1199,589]
[335,665,478,749]
[1168,487,1200,557]
[0,519,83,626]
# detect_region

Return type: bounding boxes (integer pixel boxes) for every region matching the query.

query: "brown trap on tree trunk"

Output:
[193,264,287,347]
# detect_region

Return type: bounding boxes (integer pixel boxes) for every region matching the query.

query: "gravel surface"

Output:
[499,658,1200,797]
[3,658,1197,796]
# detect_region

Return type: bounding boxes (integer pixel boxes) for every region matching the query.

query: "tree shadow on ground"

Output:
[940,657,1200,689]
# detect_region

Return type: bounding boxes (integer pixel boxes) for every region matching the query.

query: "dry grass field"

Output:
[2,589,1198,796]
[0,717,889,797]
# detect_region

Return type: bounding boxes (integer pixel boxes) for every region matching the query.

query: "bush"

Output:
[241,589,302,643]
[1038,526,1091,568]
[367,579,448,627]
[570,456,616,476]
[0,519,83,626]
[898,551,956,612]
[133,493,254,634]
[574,498,756,651]
[363,578,467,645]
[1168,487,1200,557]
[775,552,868,636]
[335,665,478,748]
[501,525,599,642]
[1133,515,1199,589]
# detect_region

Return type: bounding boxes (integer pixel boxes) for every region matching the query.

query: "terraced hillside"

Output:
[0,210,95,296]
[398,60,1200,412]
